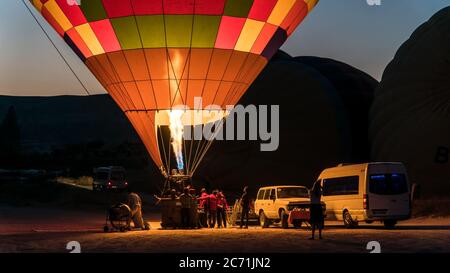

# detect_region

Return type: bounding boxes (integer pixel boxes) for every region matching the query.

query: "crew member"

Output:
[197,188,209,228]
[127,187,147,230]
[217,191,228,228]
[179,187,192,229]
[240,186,250,229]
[309,183,324,240]
[208,191,218,228]
[189,188,198,228]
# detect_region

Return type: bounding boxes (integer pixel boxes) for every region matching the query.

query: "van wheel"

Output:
[259,212,270,228]
[384,220,397,229]
[343,211,357,228]
[280,210,289,229]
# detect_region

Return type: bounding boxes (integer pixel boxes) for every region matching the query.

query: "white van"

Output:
[93,166,128,191]
[314,162,411,228]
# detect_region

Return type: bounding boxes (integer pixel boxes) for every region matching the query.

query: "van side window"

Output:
[263,189,271,200]
[257,190,266,200]
[270,189,276,199]
[323,176,359,196]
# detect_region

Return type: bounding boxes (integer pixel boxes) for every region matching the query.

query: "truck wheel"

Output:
[293,220,302,228]
[281,210,289,229]
[343,211,357,228]
[144,222,151,230]
[259,212,270,228]
[384,220,397,229]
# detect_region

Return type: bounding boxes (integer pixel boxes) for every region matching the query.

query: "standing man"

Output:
[217,191,228,228]
[197,188,209,228]
[179,187,192,229]
[189,188,198,228]
[309,183,324,240]
[208,191,218,228]
[240,186,250,229]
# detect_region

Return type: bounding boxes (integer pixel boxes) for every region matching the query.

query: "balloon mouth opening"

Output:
[156,109,229,177]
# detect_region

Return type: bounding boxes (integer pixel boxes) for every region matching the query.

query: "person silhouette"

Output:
[240,186,250,229]
[309,183,324,240]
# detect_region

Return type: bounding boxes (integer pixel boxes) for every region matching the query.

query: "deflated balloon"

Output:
[370,7,450,193]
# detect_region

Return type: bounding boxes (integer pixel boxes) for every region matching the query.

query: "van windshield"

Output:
[277,187,309,198]
[369,174,408,195]
[96,172,109,180]
[111,171,125,181]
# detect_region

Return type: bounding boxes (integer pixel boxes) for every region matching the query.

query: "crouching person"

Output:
[127,187,150,230]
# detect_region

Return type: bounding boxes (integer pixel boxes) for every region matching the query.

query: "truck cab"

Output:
[255,186,311,228]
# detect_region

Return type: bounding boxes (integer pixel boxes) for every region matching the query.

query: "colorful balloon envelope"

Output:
[30,0,319,177]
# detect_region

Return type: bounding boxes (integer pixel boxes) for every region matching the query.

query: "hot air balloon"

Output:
[29,0,319,188]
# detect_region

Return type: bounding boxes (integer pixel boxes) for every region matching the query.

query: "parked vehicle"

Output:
[93,166,128,191]
[254,186,324,228]
[315,162,411,228]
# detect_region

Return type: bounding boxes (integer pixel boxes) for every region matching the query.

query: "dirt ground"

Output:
[1,206,450,253]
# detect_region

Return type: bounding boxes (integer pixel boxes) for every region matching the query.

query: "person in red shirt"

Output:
[208,191,218,228]
[197,188,209,228]
[217,191,229,228]
[198,188,209,208]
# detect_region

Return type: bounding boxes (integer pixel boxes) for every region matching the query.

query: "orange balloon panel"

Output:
[85,48,268,110]
[125,111,162,167]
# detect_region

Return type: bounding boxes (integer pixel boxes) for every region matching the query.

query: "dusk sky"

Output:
[0,0,449,96]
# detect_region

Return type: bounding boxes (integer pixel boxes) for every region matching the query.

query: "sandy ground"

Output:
[1,206,450,253]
